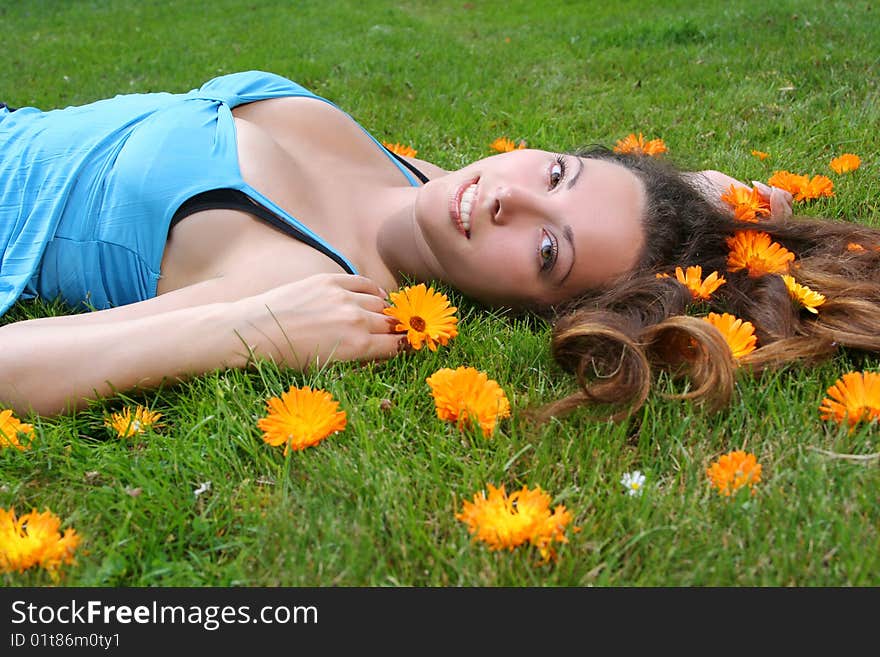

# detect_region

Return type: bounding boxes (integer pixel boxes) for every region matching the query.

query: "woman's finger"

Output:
[364,309,403,335]
[359,333,410,362]
[752,181,793,219]
[769,188,793,219]
[335,274,388,299]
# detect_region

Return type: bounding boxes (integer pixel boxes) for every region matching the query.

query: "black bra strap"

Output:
[170,189,356,274]
[388,150,430,184]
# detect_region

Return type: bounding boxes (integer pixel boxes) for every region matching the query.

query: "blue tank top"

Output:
[0,70,425,316]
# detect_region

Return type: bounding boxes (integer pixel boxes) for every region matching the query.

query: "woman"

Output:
[0,70,862,419]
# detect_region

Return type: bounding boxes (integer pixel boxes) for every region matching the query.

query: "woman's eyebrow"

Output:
[567,157,584,189]
[559,225,576,285]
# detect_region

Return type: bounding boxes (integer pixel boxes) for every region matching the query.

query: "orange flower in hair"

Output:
[819,371,880,431]
[382,141,418,157]
[613,133,667,157]
[702,312,757,360]
[720,184,771,223]
[829,153,861,174]
[847,242,866,252]
[672,265,726,301]
[780,274,825,314]
[751,150,770,161]
[490,137,526,153]
[726,231,795,277]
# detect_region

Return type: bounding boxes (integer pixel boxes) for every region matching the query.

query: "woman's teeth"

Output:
[460,183,478,231]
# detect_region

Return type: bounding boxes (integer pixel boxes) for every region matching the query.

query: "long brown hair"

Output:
[540,146,880,422]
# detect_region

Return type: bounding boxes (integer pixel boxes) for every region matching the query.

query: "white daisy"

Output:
[620,470,646,497]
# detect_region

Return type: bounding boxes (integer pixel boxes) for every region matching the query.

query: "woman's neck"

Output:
[351,182,442,290]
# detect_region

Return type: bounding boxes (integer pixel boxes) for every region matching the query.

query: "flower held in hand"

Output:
[383,284,458,351]
[720,184,771,223]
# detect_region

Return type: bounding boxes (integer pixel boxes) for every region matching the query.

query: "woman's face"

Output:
[412,149,646,307]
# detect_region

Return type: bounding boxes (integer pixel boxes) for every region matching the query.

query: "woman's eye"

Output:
[549,156,567,189]
[540,231,558,271]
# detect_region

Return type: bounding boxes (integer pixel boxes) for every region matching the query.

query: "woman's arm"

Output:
[0,273,400,417]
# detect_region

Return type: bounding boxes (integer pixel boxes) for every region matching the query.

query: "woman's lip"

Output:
[450,177,479,238]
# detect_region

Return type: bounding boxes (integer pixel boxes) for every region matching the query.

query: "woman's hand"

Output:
[238,273,403,369]
[693,169,793,220]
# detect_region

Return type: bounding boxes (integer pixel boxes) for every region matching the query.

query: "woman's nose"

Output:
[491,185,544,225]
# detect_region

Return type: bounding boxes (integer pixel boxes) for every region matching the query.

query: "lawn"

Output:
[1,0,878,586]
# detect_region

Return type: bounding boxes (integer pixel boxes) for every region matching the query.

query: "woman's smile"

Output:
[450,176,479,238]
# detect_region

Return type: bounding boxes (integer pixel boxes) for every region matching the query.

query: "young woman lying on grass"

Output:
[0,70,872,420]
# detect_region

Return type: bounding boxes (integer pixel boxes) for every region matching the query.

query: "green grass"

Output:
[1,0,878,586]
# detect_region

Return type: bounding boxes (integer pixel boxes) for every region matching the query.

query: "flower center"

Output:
[409,316,426,332]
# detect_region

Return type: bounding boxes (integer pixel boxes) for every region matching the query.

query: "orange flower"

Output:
[706,451,762,497]
[767,170,834,201]
[847,242,866,252]
[780,274,825,314]
[672,265,726,301]
[819,371,880,431]
[383,284,458,351]
[0,409,34,451]
[767,170,807,195]
[490,136,527,153]
[829,153,861,174]
[613,133,667,157]
[0,507,81,578]
[257,386,347,454]
[751,150,770,161]
[797,174,835,201]
[104,405,162,439]
[382,141,418,157]
[456,483,574,563]
[426,366,511,437]
[702,312,757,360]
[726,230,795,277]
[720,184,771,223]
